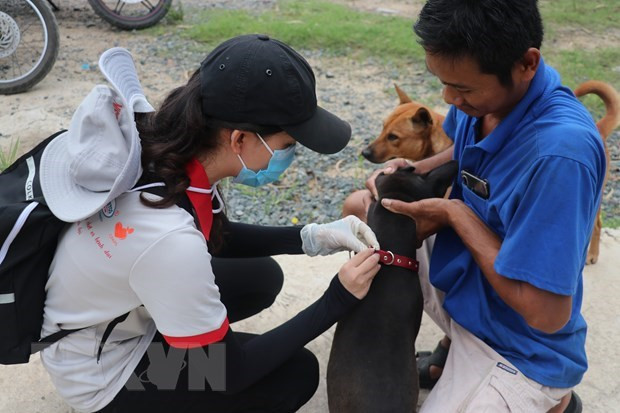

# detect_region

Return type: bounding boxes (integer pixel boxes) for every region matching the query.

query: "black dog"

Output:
[327,161,458,412]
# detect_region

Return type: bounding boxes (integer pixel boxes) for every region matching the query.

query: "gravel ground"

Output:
[606,133,620,221]
[1,0,618,229]
[149,1,620,227]
[165,1,620,227]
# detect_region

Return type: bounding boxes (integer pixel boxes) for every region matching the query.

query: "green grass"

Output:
[183,0,424,64]
[540,0,619,32]
[539,0,620,117]
[162,2,184,25]
[601,211,620,229]
[0,139,19,172]
[544,47,620,118]
[177,0,618,95]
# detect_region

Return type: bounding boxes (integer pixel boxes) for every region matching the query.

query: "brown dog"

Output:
[361,85,453,164]
[361,82,619,265]
[574,81,620,264]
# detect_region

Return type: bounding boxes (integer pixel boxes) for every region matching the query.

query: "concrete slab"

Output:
[1,230,618,412]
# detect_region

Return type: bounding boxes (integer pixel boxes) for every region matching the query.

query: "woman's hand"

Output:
[300,216,380,256]
[338,248,381,299]
[381,198,454,248]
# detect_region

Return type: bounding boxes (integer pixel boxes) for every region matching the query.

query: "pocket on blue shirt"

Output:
[462,185,489,221]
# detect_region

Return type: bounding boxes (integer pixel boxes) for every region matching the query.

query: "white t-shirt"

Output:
[40,192,228,413]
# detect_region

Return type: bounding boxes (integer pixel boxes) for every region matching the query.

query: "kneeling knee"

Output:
[342,190,371,221]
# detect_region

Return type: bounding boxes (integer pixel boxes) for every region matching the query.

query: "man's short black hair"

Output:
[413,0,543,86]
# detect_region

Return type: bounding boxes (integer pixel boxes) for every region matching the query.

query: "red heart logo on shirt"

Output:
[114,222,134,240]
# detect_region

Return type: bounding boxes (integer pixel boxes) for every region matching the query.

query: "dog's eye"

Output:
[387,134,399,141]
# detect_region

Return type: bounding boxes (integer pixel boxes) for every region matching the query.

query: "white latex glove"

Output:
[300,215,380,256]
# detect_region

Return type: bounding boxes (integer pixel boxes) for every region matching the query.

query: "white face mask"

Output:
[186,183,223,214]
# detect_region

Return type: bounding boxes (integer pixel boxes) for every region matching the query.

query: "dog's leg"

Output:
[574,81,619,266]
[587,142,611,265]
[587,207,602,264]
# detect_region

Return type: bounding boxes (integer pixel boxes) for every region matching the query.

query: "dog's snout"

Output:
[361,147,374,160]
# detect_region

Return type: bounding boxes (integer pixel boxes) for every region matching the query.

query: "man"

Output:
[343,1,604,411]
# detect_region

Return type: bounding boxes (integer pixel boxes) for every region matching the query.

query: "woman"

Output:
[38,35,381,412]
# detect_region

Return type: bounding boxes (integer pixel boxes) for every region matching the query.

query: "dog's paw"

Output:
[586,252,599,265]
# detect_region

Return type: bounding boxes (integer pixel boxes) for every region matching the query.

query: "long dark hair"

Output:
[136,69,282,246]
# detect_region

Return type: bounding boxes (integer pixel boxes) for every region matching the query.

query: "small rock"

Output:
[376,7,400,15]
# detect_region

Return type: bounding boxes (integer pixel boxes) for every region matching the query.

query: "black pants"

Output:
[97,257,319,413]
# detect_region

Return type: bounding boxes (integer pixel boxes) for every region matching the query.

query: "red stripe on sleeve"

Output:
[163,317,229,349]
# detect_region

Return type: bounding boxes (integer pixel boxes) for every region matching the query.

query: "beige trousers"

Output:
[417,236,571,413]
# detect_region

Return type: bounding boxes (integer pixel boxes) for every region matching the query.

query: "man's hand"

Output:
[365,158,412,200]
[381,198,454,247]
[364,146,455,200]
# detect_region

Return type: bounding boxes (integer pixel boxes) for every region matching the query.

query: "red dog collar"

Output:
[374,249,419,272]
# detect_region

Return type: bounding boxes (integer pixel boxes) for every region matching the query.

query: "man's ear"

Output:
[426,160,459,198]
[515,48,540,83]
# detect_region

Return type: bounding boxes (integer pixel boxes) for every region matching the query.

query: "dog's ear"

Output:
[411,107,433,130]
[426,160,459,198]
[394,84,412,105]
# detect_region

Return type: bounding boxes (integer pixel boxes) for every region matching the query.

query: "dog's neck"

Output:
[430,128,454,156]
[368,200,417,260]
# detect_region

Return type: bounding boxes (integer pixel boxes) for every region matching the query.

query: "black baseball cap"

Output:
[200,34,351,154]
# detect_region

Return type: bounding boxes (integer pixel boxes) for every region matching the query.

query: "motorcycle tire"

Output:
[0,0,59,95]
[87,0,173,30]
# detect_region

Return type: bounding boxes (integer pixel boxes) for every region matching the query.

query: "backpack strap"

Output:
[96,312,130,363]
[31,327,83,354]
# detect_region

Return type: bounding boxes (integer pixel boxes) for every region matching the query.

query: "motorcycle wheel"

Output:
[87,0,172,30]
[0,0,59,95]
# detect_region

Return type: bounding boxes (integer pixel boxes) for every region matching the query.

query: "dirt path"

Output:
[1,0,181,151]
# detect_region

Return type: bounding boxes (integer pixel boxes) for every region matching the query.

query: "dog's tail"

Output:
[574,80,620,139]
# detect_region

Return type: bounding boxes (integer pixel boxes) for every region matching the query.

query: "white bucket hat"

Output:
[40,47,155,222]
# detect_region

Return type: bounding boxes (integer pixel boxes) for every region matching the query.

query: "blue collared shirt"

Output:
[431,58,606,388]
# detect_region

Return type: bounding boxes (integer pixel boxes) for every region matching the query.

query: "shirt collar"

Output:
[185,158,213,241]
[476,57,556,154]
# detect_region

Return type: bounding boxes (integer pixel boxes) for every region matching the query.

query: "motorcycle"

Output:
[86,0,173,31]
[0,0,172,95]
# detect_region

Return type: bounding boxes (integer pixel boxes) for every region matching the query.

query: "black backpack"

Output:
[0,131,193,365]
[0,131,70,364]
